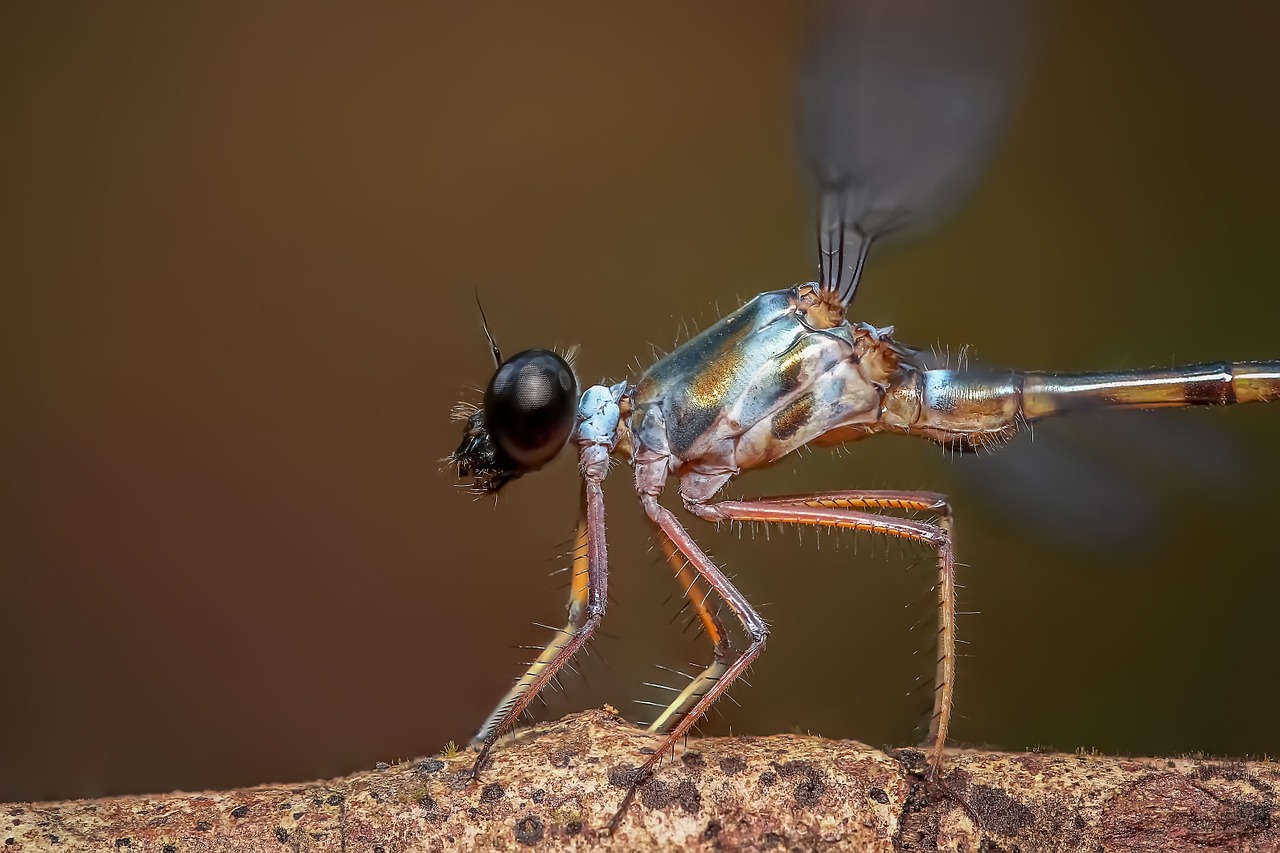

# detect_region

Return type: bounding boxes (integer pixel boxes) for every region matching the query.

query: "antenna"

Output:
[475,290,503,368]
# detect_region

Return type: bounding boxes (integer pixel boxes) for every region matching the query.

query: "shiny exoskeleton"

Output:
[446,0,1280,834]
[450,280,1279,807]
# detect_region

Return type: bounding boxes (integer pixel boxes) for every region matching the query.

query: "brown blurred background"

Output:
[2,2,1278,803]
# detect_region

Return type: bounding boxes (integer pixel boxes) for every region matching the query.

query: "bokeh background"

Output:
[3,2,1278,804]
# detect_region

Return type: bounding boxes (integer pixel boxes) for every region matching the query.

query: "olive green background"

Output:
[3,2,1278,803]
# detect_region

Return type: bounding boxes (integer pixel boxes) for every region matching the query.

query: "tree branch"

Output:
[4,709,1277,851]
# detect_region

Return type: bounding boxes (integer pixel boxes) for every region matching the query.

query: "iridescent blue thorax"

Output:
[568,285,921,506]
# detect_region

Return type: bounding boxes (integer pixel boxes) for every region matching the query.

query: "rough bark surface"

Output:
[4,709,1277,852]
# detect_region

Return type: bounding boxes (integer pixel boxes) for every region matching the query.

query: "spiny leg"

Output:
[642,525,732,735]
[609,493,770,832]
[638,495,769,769]
[697,490,956,778]
[470,479,607,777]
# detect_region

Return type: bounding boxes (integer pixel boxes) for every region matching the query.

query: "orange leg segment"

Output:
[642,527,733,734]
[470,479,608,778]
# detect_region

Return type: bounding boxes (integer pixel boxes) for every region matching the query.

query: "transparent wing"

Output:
[802,0,1041,302]
[952,410,1254,554]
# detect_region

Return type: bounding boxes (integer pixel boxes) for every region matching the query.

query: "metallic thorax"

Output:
[585,285,923,506]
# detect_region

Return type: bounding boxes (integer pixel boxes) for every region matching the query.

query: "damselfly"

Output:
[449,0,1279,827]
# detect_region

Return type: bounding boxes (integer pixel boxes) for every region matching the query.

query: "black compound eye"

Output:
[483,349,578,470]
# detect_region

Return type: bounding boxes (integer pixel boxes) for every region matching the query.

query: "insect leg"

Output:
[695,490,956,778]
[469,477,608,778]
[643,525,732,734]
[608,493,769,832]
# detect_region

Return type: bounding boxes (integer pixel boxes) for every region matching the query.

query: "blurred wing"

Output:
[952,410,1254,554]
[802,0,1041,302]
